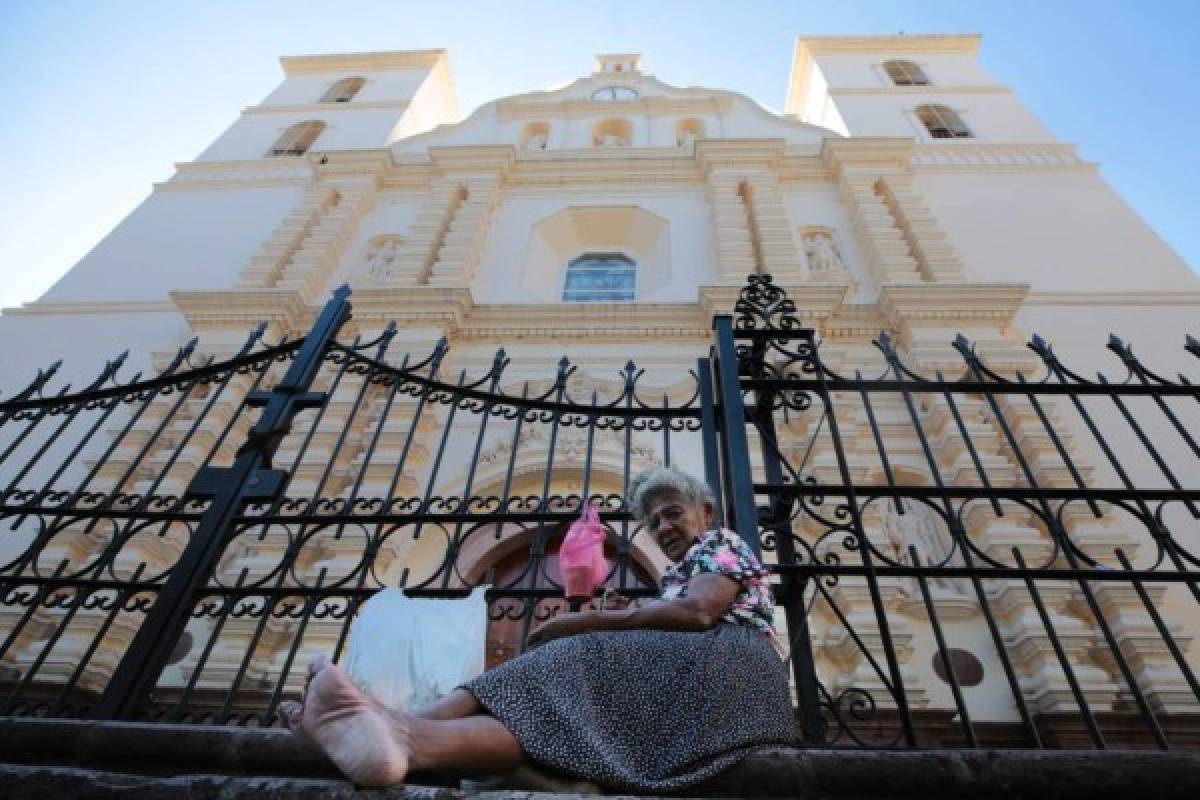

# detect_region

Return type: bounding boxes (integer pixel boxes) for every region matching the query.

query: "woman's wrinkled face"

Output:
[644,491,714,562]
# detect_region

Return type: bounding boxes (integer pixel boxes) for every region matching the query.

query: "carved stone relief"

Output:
[363,235,404,281]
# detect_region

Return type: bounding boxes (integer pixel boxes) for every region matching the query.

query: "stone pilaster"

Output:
[704,171,758,283]
[823,138,971,285]
[236,186,338,289]
[743,170,808,284]
[426,173,502,287]
[697,140,805,285]
[875,174,966,282]
[822,139,923,285]
[373,178,467,287]
[274,185,377,304]
[424,147,513,288]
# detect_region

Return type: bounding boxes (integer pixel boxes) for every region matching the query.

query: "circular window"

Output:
[591,86,638,102]
[931,648,984,687]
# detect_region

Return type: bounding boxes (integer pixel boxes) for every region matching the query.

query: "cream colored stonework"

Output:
[1,36,1197,720]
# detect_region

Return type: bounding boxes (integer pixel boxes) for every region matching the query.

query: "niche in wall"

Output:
[520,206,670,302]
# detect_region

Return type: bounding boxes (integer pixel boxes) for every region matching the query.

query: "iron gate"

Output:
[1,276,1199,749]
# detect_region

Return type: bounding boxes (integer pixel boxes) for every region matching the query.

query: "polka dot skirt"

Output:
[462,623,795,793]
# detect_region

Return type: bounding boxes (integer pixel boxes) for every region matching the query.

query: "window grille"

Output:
[562,253,636,303]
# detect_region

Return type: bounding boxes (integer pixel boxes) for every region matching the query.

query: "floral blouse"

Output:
[659,528,785,658]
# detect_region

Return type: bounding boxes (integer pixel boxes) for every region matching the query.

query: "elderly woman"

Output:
[282,466,794,791]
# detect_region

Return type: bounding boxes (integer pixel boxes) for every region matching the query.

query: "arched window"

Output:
[267,120,326,157]
[915,105,972,139]
[592,118,632,148]
[520,121,550,150]
[675,118,705,147]
[321,77,365,103]
[563,253,636,303]
[884,60,930,86]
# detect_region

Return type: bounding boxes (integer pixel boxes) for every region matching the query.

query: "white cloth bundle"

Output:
[342,587,489,712]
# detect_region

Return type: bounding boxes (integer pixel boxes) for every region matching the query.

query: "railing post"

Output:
[93,285,353,720]
[710,315,760,556]
[749,333,827,744]
[696,357,726,527]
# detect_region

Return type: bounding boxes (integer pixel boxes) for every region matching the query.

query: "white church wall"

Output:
[392,62,460,141]
[915,172,1198,293]
[832,93,1052,141]
[472,189,716,304]
[0,311,191,401]
[261,70,429,107]
[812,51,995,91]
[198,109,411,161]
[37,186,304,303]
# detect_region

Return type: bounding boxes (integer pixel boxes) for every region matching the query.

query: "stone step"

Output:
[1,717,1199,799]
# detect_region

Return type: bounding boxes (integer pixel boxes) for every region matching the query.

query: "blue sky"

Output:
[1,0,1197,310]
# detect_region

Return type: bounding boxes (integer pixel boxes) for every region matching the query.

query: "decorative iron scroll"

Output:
[2,274,1199,751]
[0,323,296,718]
[739,273,1200,750]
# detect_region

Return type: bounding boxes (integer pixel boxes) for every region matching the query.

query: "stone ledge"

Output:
[3,717,1200,799]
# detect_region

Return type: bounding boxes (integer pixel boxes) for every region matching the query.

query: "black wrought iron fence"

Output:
[1,275,1198,751]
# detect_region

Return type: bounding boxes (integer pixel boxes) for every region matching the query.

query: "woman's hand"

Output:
[527,612,593,648]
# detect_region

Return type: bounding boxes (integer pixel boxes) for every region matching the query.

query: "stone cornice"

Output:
[821,138,915,175]
[830,85,1010,96]
[460,302,711,341]
[280,50,446,75]
[157,140,1098,194]
[911,142,1087,171]
[311,149,395,183]
[1024,291,1200,306]
[695,139,787,171]
[509,152,702,187]
[18,288,1196,328]
[877,282,1030,326]
[797,35,982,56]
[495,95,734,120]
[699,283,850,322]
[820,304,890,339]
[158,159,314,191]
[170,289,311,331]
[428,146,516,176]
[338,286,475,328]
[242,100,410,115]
[777,154,836,182]
[2,301,178,317]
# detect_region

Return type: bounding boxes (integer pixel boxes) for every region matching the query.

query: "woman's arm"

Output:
[527,572,739,647]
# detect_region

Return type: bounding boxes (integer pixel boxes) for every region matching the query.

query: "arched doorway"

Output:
[481,521,659,669]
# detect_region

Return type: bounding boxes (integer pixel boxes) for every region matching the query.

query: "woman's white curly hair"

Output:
[627,465,717,522]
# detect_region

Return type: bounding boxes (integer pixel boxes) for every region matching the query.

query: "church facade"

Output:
[2,35,1199,741]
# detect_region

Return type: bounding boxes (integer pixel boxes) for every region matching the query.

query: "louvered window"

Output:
[916,105,972,139]
[884,60,930,86]
[267,120,326,157]
[320,77,365,103]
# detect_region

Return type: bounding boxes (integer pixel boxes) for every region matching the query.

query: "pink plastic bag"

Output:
[559,503,609,602]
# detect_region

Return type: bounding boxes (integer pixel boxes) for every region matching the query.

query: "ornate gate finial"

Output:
[733,274,801,332]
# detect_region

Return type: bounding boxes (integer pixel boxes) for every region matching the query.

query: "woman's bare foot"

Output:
[281,655,412,788]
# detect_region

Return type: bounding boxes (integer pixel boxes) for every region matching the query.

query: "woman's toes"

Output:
[280,700,303,730]
[308,653,333,679]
